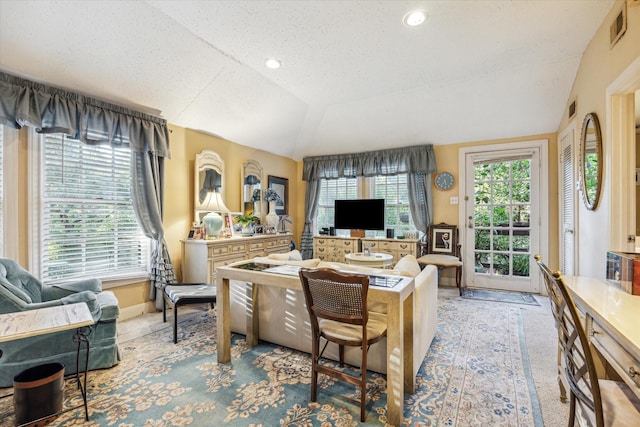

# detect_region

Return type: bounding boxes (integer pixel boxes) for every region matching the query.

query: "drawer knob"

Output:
[629,367,638,378]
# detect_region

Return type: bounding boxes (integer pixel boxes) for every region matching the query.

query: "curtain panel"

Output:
[302,144,436,181]
[300,144,437,259]
[0,71,170,157]
[0,71,176,298]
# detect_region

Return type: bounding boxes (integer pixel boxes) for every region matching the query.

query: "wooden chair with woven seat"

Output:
[298,267,387,422]
[535,257,640,426]
[417,222,463,295]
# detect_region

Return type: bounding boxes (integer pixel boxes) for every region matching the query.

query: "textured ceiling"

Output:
[0,0,616,160]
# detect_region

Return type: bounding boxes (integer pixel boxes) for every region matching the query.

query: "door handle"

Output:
[467,216,473,229]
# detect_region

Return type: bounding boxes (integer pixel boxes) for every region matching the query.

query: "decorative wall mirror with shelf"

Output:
[194,150,226,225]
[579,112,603,211]
[242,160,263,223]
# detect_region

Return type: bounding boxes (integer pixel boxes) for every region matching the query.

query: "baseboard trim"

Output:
[118,301,158,322]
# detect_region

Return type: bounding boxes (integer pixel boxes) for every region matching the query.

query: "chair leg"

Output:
[339,344,345,367]
[456,266,462,295]
[568,393,576,426]
[173,304,179,344]
[162,295,167,323]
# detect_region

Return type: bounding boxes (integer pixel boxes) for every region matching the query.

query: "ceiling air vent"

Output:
[609,4,627,48]
[568,100,576,119]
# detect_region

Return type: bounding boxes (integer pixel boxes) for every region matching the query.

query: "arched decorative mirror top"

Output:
[195,150,225,222]
[580,112,603,211]
[242,160,263,222]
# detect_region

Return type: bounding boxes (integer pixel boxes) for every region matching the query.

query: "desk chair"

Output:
[298,268,387,422]
[535,258,640,426]
[162,283,216,343]
[417,223,463,295]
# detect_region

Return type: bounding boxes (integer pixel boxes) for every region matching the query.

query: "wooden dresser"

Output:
[182,234,291,284]
[313,236,360,262]
[563,276,640,399]
[360,237,420,264]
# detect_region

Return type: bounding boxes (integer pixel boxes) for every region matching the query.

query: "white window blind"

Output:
[316,178,358,232]
[368,174,415,237]
[39,134,149,282]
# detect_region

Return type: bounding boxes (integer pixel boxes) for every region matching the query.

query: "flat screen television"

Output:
[334,199,385,230]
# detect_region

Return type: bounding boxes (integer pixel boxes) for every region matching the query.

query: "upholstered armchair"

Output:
[0,258,120,387]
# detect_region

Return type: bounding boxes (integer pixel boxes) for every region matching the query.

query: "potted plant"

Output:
[234,214,259,235]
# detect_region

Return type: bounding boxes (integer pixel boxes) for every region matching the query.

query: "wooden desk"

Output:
[563,276,640,398]
[216,261,415,427]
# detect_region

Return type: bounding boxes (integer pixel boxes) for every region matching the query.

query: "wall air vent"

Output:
[610,4,627,48]
[569,100,576,119]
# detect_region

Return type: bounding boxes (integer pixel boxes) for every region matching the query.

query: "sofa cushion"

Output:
[393,255,421,277]
[267,250,303,261]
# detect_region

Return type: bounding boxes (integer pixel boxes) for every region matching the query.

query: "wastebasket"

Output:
[13,363,65,427]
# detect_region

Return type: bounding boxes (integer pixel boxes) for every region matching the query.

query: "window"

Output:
[33,133,149,283]
[315,175,415,237]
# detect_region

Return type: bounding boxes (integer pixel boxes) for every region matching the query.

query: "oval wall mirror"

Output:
[580,112,603,210]
[242,160,263,222]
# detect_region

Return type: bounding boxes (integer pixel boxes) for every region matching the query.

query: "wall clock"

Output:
[435,171,455,191]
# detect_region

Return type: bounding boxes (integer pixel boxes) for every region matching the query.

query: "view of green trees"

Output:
[473,159,531,277]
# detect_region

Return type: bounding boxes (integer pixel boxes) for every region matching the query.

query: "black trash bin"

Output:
[13,363,65,427]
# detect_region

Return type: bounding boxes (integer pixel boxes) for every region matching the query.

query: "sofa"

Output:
[228,252,438,377]
[0,258,120,387]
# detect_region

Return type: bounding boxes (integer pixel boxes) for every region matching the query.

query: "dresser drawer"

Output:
[248,242,264,252]
[589,316,640,391]
[230,243,246,254]
[209,245,230,257]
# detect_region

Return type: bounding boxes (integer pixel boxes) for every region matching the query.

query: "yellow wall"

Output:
[556,0,640,277]
[9,0,638,311]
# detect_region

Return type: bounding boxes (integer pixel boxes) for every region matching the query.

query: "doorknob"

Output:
[565,229,574,234]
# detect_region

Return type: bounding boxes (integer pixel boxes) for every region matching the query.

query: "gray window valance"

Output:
[302,144,436,181]
[0,71,170,158]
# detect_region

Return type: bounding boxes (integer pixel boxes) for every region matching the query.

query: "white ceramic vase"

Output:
[265,201,279,228]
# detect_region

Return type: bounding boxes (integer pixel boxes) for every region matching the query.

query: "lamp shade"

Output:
[200,192,229,238]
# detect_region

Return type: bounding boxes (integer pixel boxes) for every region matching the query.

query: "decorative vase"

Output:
[242,224,254,236]
[265,201,279,228]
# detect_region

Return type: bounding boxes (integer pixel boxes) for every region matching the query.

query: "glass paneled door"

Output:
[464,149,541,293]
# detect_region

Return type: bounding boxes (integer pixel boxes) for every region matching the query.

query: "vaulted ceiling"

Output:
[0,1,616,160]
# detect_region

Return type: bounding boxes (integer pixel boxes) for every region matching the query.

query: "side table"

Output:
[345,252,393,268]
[0,303,94,426]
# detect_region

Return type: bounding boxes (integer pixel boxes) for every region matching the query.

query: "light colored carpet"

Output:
[0,287,568,426]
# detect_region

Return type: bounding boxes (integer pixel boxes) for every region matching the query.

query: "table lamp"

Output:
[200,191,229,238]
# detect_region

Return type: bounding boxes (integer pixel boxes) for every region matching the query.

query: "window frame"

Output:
[28,129,150,287]
[314,175,415,237]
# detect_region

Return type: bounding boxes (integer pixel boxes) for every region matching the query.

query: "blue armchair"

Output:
[0,258,120,387]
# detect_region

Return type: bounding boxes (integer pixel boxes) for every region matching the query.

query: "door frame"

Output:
[558,122,578,277]
[458,139,549,293]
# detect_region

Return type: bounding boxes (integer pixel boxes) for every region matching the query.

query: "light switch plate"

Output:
[450,196,459,205]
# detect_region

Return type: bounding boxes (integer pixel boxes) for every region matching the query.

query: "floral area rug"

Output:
[0,295,542,426]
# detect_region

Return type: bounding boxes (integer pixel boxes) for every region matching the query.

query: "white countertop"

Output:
[563,275,640,359]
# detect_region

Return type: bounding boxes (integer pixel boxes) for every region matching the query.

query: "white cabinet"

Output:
[313,236,360,262]
[360,237,420,264]
[182,234,291,284]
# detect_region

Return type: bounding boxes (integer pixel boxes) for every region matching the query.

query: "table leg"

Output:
[246,282,259,347]
[217,278,231,363]
[385,294,404,426]
[73,325,92,421]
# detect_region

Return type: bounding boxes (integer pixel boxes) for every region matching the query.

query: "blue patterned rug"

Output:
[0,295,542,426]
[461,288,540,306]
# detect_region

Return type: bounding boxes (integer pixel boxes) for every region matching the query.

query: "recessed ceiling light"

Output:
[403,10,427,27]
[265,58,281,69]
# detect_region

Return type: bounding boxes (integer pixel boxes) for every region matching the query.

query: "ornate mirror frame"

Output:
[579,112,603,211]
[242,160,263,223]
[194,150,225,223]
